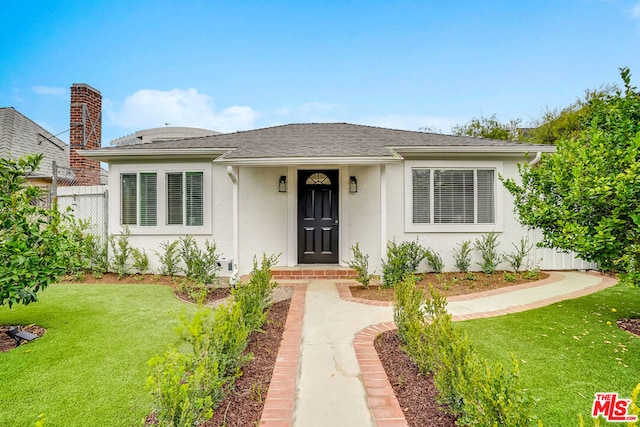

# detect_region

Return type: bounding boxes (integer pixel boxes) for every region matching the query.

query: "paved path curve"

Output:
[260,271,617,427]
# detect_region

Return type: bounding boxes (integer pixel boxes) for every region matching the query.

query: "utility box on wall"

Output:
[217,257,233,273]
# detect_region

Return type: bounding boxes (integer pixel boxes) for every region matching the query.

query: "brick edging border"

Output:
[259,283,307,427]
[354,321,409,427]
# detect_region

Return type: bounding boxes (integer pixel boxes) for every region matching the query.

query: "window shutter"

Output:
[412,169,430,223]
[167,173,183,225]
[434,170,474,223]
[477,170,495,223]
[121,174,137,225]
[186,172,203,226]
[139,173,157,226]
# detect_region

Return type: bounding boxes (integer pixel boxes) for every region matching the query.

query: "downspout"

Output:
[226,166,239,282]
[528,152,542,166]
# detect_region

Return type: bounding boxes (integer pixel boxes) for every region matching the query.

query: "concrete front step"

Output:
[271,266,357,280]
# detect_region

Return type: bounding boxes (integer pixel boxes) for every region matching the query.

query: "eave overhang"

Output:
[79,147,234,162]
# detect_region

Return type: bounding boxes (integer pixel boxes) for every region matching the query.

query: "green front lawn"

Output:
[0,283,198,427]
[458,283,640,426]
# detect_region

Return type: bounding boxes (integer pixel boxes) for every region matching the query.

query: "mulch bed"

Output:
[374,330,456,427]
[0,324,47,353]
[350,271,550,302]
[617,318,640,337]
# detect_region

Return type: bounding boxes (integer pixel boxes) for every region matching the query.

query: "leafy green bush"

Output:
[503,237,533,273]
[109,227,132,277]
[146,346,214,427]
[345,242,374,288]
[0,154,73,307]
[232,253,278,332]
[453,240,473,273]
[424,248,444,273]
[381,239,426,288]
[156,240,181,276]
[474,232,501,274]
[131,247,149,274]
[179,236,221,284]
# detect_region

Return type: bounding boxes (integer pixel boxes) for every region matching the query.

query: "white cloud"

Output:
[32,85,66,96]
[107,88,260,133]
[357,114,463,134]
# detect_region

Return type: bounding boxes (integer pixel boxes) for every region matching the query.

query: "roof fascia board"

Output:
[79,147,233,161]
[389,145,556,154]
[216,156,401,166]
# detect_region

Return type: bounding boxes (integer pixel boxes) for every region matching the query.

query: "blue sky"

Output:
[2,0,640,145]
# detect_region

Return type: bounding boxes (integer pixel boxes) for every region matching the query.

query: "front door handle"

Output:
[334,220,339,225]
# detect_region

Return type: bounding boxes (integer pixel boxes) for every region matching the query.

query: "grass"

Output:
[457,283,640,426]
[0,283,199,427]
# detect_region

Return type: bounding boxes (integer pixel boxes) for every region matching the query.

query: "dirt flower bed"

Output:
[350,271,550,302]
[0,324,46,353]
[375,330,456,427]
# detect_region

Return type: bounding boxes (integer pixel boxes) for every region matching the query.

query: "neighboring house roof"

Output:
[109,126,220,146]
[0,107,74,180]
[82,123,556,165]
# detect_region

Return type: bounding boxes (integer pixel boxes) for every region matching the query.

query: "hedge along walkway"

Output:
[351,271,617,426]
[260,272,615,427]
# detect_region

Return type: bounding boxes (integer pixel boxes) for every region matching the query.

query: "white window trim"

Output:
[404,160,504,233]
[114,163,211,235]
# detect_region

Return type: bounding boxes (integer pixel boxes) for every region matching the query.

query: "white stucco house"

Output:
[81,123,595,276]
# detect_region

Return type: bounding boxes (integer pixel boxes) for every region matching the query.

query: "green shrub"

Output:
[453,240,473,273]
[424,248,444,273]
[210,302,252,384]
[157,240,181,276]
[179,236,221,285]
[503,272,517,282]
[146,346,214,427]
[131,247,149,274]
[474,232,501,274]
[232,253,278,332]
[503,237,533,273]
[345,243,374,288]
[382,239,426,288]
[109,227,132,277]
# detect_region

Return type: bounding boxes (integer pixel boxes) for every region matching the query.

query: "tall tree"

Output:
[502,68,640,283]
[0,154,73,307]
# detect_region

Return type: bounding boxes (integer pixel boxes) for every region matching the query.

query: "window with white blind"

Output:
[120,172,157,226]
[406,161,501,232]
[167,171,203,226]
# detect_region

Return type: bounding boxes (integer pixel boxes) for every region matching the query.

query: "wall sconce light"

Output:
[349,176,358,193]
[279,176,287,192]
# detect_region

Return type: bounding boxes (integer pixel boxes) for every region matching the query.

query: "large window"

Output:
[167,171,203,226]
[407,162,501,232]
[121,172,157,226]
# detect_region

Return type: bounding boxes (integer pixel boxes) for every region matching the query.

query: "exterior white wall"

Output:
[344,165,382,270]
[237,167,290,272]
[102,155,595,276]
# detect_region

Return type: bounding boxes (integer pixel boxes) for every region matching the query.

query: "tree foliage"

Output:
[0,154,73,307]
[502,67,640,283]
[451,114,523,141]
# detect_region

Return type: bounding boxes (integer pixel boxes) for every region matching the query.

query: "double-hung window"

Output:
[407,161,501,232]
[121,172,157,226]
[167,171,203,226]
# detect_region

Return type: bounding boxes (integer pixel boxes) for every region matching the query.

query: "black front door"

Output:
[298,170,339,264]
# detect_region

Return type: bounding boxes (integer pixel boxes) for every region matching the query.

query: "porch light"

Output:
[279,176,287,192]
[349,176,358,193]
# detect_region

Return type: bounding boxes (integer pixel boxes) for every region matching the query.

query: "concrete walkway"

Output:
[259,271,617,427]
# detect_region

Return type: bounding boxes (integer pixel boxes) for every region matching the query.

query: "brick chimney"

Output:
[69,83,101,185]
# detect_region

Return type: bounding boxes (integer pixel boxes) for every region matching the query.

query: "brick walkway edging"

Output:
[352,271,618,427]
[259,283,307,427]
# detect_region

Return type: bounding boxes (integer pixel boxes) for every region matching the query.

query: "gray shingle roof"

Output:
[87,123,555,161]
